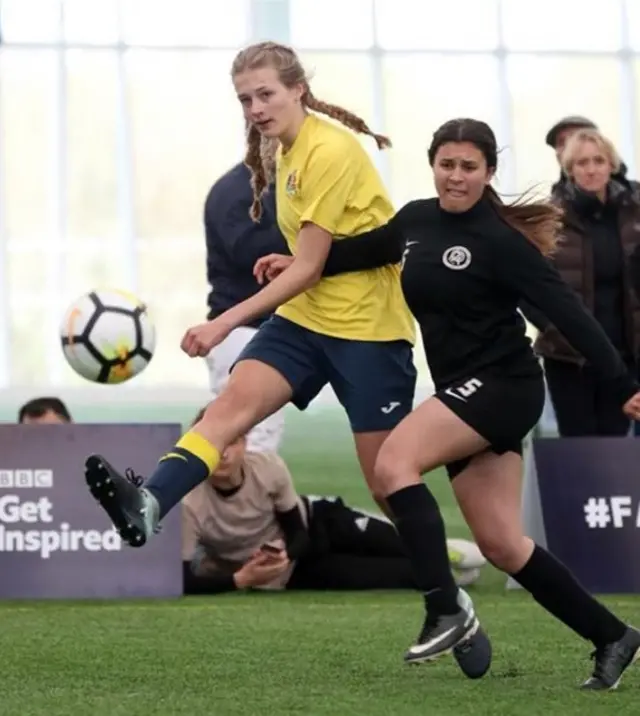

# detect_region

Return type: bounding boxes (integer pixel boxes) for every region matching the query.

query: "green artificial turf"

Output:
[1,407,638,714]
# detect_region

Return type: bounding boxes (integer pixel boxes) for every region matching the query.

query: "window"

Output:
[507,56,622,194]
[501,0,623,51]
[6,249,49,309]
[382,54,501,206]
[300,52,376,126]
[133,243,211,387]
[126,50,244,241]
[374,0,499,50]
[5,245,50,385]
[125,50,243,386]
[63,249,124,303]
[0,50,57,240]
[290,0,374,49]
[1,47,123,387]
[7,301,50,386]
[120,0,250,47]
[62,0,119,45]
[136,243,207,313]
[135,300,210,387]
[627,0,640,49]
[66,49,119,244]
[300,52,379,166]
[0,0,61,43]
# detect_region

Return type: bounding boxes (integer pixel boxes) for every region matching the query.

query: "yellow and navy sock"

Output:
[144,432,220,519]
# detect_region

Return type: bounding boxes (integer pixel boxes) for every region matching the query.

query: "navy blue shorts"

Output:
[234,315,417,433]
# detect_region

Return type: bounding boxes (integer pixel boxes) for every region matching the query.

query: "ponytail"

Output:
[484,186,563,257]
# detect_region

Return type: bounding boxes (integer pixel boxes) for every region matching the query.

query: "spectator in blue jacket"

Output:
[203,158,290,454]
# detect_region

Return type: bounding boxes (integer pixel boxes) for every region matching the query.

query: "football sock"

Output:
[511,544,626,648]
[386,483,460,615]
[144,431,220,520]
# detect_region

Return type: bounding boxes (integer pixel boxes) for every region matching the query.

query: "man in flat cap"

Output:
[546,115,638,197]
[545,115,597,161]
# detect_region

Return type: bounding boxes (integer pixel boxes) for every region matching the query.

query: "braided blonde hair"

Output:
[232,41,390,222]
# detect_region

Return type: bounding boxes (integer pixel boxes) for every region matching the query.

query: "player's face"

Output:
[569,140,612,198]
[432,142,495,213]
[22,410,68,425]
[209,437,246,483]
[234,66,304,141]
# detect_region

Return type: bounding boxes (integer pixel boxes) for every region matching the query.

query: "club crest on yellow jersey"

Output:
[285,170,299,197]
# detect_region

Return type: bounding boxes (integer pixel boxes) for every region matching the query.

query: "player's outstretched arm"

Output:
[181,224,331,357]
[322,199,425,276]
[222,222,331,328]
[322,220,404,277]
[495,228,639,405]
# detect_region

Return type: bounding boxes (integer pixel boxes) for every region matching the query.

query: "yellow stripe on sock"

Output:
[158,452,188,464]
[176,431,221,472]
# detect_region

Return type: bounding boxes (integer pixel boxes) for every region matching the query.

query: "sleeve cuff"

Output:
[608,373,640,406]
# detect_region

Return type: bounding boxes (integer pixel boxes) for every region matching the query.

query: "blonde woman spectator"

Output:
[526,129,640,436]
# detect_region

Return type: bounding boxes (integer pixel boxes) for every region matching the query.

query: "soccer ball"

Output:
[60,289,156,384]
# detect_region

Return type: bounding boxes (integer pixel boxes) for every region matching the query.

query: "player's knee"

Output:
[197,382,259,441]
[474,532,528,573]
[373,443,416,495]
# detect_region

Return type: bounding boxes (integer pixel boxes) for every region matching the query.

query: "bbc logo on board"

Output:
[0,470,54,489]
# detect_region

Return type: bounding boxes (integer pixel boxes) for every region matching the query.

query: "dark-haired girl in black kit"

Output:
[255,118,640,690]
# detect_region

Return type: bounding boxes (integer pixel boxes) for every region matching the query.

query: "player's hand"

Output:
[623,391,640,420]
[249,540,285,562]
[180,318,233,357]
[254,254,294,284]
[257,539,286,562]
[234,551,290,588]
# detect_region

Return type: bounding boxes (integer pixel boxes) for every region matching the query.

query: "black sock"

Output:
[512,544,627,648]
[386,483,459,615]
[144,431,221,519]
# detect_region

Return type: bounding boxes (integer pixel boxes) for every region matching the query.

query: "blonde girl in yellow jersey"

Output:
[180,41,417,514]
[82,41,489,677]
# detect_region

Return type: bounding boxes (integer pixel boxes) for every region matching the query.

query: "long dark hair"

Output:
[428,118,563,256]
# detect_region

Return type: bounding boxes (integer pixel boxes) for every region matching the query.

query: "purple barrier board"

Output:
[533,437,640,594]
[0,424,182,600]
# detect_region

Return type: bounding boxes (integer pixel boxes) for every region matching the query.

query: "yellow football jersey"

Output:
[275,113,415,344]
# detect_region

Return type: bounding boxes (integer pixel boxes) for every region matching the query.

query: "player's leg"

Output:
[454,449,640,690]
[324,337,418,514]
[205,325,286,453]
[84,316,325,547]
[326,338,491,677]
[371,395,490,662]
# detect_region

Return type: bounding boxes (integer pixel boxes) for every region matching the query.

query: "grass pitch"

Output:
[2,408,638,715]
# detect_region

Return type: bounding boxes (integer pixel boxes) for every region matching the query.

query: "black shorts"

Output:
[435,372,545,480]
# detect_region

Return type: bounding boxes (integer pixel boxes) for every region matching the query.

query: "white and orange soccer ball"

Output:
[60,289,156,384]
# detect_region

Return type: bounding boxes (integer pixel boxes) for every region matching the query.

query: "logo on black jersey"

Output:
[401,241,418,270]
[442,246,471,270]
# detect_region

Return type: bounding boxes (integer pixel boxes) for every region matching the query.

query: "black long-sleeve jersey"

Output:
[323,197,639,404]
